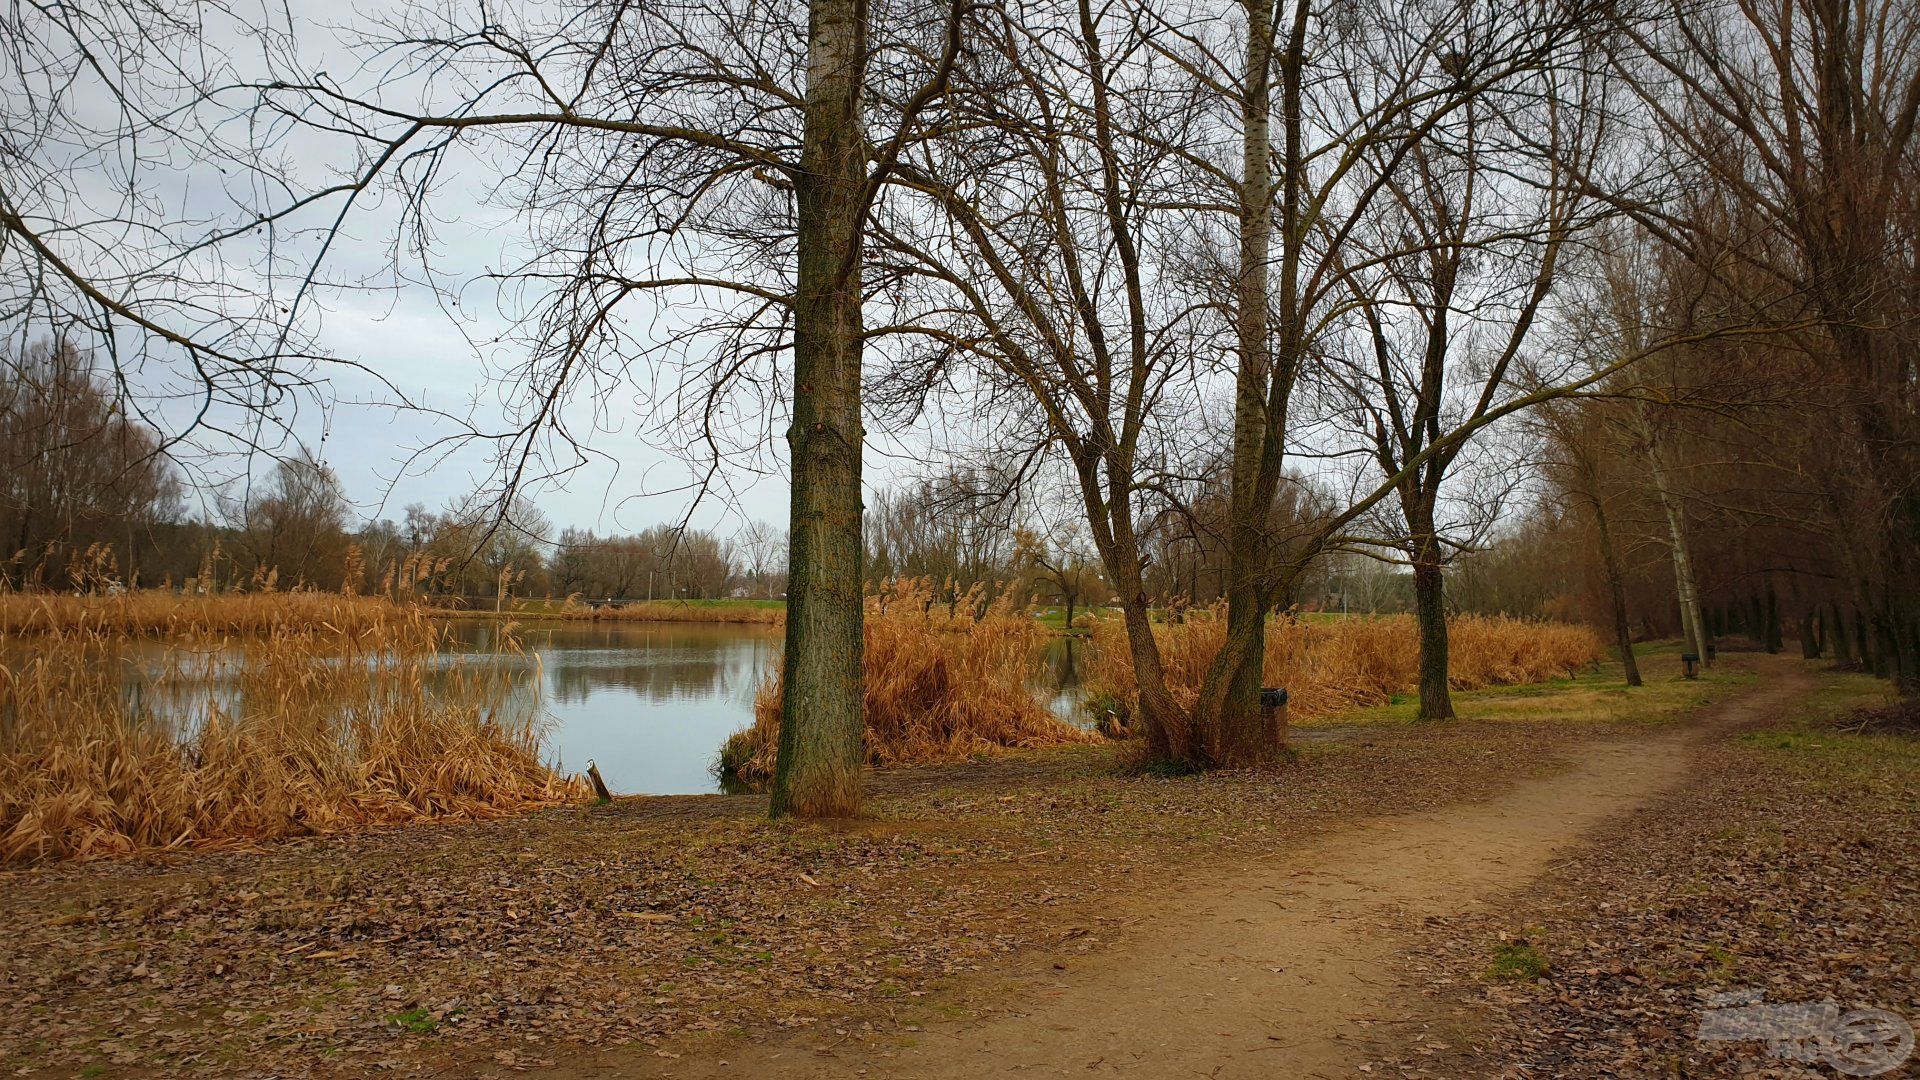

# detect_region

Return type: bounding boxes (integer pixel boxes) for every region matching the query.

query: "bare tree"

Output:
[1532,396,1644,686]
[224,448,352,590]
[868,0,1213,752]
[1173,0,1618,758]
[735,520,788,599]
[1326,55,1603,719]
[0,341,179,588]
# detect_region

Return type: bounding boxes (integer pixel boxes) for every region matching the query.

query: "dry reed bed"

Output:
[0,590,402,637]
[1085,612,1606,722]
[723,580,1093,781]
[0,606,581,864]
[0,590,788,636]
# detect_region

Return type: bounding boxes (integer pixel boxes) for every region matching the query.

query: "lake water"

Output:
[82,620,1092,797]
[446,621,1090,796]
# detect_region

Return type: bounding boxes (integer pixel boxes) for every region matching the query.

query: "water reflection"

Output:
[446,621,783,796]
[473,622,1091,795]
[1038,635,1087,721]
[76,621,1092,799]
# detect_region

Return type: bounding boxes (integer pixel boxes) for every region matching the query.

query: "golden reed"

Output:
[0,597,581,864]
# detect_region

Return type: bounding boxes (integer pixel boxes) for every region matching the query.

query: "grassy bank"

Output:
[0,607,582,864]
[1083,611,1606,724]
[1336,639,1755,726]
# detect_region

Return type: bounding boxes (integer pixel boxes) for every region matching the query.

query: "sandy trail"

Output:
[570,659,1808,1080]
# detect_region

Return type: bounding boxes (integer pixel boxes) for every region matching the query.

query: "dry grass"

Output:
[1084,611,1606,723]
[0,589,402,637]
[722,580,1094,782]
[1,590,788,635]
[0,604,582,864]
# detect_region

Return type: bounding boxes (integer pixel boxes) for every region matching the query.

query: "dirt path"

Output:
[562,658,1812,1080]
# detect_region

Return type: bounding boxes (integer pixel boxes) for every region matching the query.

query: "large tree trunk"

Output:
[770,0,867,820]
[1404,489,1455,720]
[1411,528,1455,720]
[1191,0,1282,767]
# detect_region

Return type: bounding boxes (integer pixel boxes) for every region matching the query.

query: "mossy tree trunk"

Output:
[770,0,868,820]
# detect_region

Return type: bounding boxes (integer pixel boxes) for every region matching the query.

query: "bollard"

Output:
[1261,687,1290,746]
[1681,652,1699,679]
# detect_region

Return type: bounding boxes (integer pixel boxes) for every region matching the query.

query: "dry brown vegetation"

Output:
[0,603,582,864]
[0,686,1619,1079]
[722,579,1094,781]
[1084,611,1606,723]
[0,589,402,637]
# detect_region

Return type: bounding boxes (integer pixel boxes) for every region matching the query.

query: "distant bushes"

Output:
[558,598,784,625]
[1083,612,1606,724]
[0,606,581,864]
[719,579,1094,783]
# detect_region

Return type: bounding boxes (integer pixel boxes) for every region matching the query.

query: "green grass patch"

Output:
[1488,939,1551,981]
[1330,640,1754,728]
[386,1008,438,1035]
[1736,663,1915,810]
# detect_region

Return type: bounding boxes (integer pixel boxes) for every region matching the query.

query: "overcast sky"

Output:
[74,0,941,542]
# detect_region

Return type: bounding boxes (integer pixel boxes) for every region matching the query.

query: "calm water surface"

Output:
[93,621,1089,797]
[448,621,780,796]
[448,621,1090,796]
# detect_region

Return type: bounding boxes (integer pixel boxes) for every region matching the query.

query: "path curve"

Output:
[576,658,1810,1079]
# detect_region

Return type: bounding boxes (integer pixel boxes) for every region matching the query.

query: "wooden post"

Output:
[585,760,613,803]
[1261,687,1290,748]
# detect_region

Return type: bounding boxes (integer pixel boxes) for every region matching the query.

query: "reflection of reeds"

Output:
[0,605,582,864]
[1083,611,1607,722]
[720,580,1094,782]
